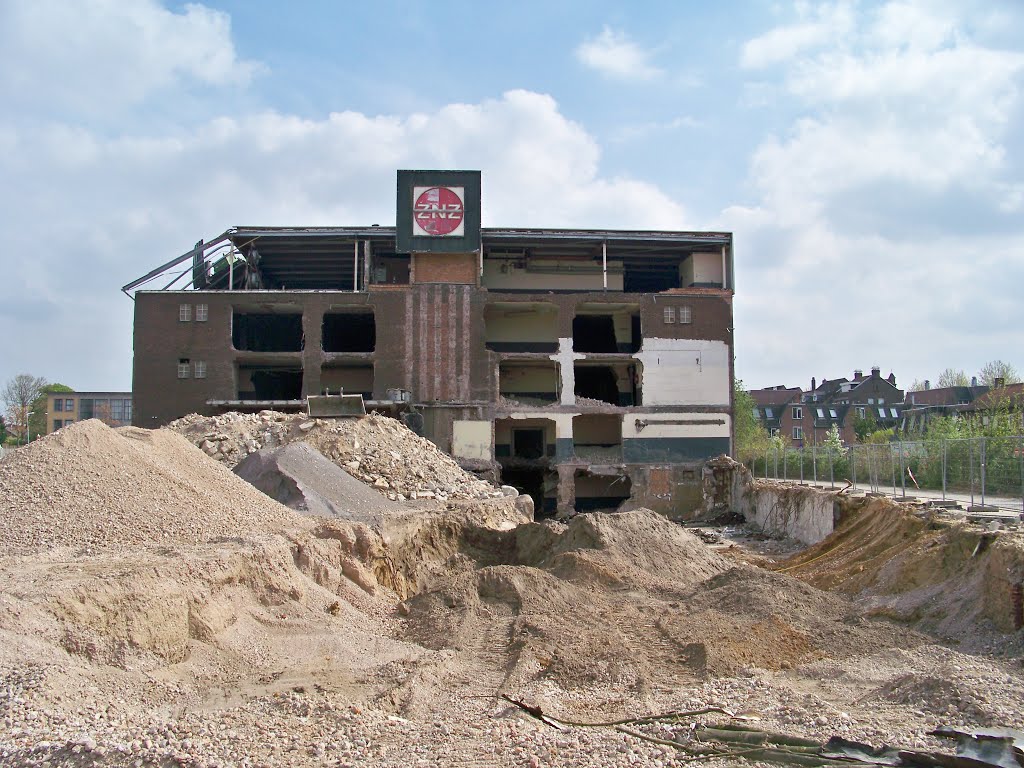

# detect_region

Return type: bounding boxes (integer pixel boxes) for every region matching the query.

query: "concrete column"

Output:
[556,464,576,517]
[301,306,324,397]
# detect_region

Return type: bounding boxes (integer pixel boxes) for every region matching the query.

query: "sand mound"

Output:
[170,411,502,502]
[395,509,924,710]
[234,442,405,526]
[776,496,1024,637]
[0,419,307,555]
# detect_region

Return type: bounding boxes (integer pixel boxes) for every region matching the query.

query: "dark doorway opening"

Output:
[501,467,547,518]
[232,312,304,352]
[512,428,545,460]
[573,315,617,353]
[322,312,376,352]
[238,367,303,400]
[575,365,620,404]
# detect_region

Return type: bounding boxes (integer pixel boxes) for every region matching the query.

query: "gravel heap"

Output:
[169,411,503,503]
[0,419,306,555]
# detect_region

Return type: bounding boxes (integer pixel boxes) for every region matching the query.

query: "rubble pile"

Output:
[0,415,1022,766]
[169,410,503,502]
[0,419,306,555]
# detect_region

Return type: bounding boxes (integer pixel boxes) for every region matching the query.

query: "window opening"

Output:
[237,366,303,400]
[793,426,803,439]
[574,362,640,406]
[663,307,675,323]
[179,304,191,322]
[232,311,304,352]
[574,470,632,513]
[178,359,190,379]
[320,363,374,399]
[196,304,208,322]
[512,428,545,460]
[499,361,559,405]
[499,467,556,518]
[54,399,63,412]
[194,361,207,379]
[678,305,692,324]
[572,305,640,353]
[572,414,622,461]
[793,406,802,419]
[322,311,376,352]
[484,302,558,353]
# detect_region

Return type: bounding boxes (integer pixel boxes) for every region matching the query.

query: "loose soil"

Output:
[0,418,1022,767]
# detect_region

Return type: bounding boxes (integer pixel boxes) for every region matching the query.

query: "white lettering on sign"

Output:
[412,186,466,237]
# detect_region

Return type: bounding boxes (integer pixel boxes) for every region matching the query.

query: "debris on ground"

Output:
[0,415,1022,766]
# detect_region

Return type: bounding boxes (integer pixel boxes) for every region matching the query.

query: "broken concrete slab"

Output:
[234,442,404,526]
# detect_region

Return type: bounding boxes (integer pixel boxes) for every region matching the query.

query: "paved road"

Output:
[766,477,1024,517]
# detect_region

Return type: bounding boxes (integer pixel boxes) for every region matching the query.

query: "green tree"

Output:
[29,383,74,439]
[936,368,969,388]
[0,415,7,444]
[733,378,774,463]
[2,374,48,443]
[978,360,1020,388]
[852,408,877,443]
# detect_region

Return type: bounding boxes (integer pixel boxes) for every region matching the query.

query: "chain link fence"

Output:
[750,436,1024,514]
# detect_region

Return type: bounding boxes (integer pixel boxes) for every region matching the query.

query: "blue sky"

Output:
[1,0,1022,395]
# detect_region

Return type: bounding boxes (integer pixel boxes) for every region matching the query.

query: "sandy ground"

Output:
[1,419,1022,767]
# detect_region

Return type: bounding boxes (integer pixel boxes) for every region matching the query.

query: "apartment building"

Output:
[124,170,735,517]
[46,391,133,433]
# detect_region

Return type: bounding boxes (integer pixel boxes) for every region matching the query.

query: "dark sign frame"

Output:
[396,170,481,253]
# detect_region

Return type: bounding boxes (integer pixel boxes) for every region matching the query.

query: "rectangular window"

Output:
[194,361,207,379]
[678,305,692,324]
[764,407,773,418]
[856,407,866,418]
[195,304,208,322]
[769,428,779,437]
[829,409,837,418]
[816,408,824,419]
[53,419,62,429]
[752,407,760,418]
[110,399,124,421]
[178,358,191,379]
[65,399,74,411]
[53,398,63,412]
[868,398,874,404]
[64,418,73,425]
[79,399,94,419]
[663,307,675,323]
[124,401,132,421]
[890,408,898,418]
[792,426,803,439]
[179,304,192,322]
[879,398,885,405]
[878,407,886,419]
[792,406,802,419]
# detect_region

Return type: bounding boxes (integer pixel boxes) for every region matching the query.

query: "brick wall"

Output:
[411,253,478,285]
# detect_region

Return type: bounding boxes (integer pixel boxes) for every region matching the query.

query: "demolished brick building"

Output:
[124,170,736,517]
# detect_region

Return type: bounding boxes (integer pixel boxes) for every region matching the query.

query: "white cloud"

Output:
[0,89,688,388]
[0,0,259,113]
[576,26,662,80]
[741,2,855,68]
[731,0,1024,389]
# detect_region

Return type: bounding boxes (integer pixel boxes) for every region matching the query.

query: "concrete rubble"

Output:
[0,415,1022,767]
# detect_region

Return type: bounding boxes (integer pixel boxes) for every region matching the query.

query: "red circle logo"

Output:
[413,186,464,236]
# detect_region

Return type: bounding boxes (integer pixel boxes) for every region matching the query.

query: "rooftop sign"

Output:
[397,170,480,253]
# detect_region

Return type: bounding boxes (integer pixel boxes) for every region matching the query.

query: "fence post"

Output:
[980,437,986,508]
[899,440,906,499]
[942,439,947,501]
[800,447,804,484]
[829,447,834,488]
[890,445,897,498]
[852,446,857,491]
[774,445,779,480]
[783,449,788,482]
[1019,436,1023,515]
[812,445,817,486]
[969,438,975,507]
[764,446,769,481]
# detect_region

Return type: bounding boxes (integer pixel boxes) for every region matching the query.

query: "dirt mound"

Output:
[234,442,406,526]
[0,419,307,555]
[396,509,924,710]
[775,496,1024,637]
[170,410,502,502]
